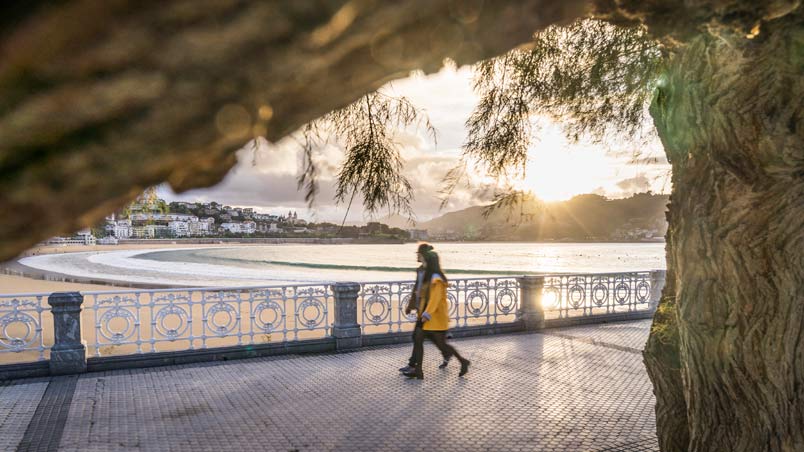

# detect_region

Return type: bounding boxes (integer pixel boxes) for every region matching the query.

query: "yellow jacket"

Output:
[420,275,450,331]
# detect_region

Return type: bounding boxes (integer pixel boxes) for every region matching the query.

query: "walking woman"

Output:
[404,250,470,380]
[399,242,438,374]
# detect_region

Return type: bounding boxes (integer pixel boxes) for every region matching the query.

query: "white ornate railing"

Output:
[358,277,521,332]
[541,271,654,318]
[0,293,50,362]
[0,271,663,364]
[83,284,333,357]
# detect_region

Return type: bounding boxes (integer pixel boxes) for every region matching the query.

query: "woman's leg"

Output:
[426,331,464,362]
[427,331,470,376]
[407,326,425,378]
[405,321,423,369]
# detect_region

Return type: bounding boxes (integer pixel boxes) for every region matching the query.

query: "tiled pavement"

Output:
[1,320,657,452]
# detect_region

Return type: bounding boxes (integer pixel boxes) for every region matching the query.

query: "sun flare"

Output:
[516,142,611,202]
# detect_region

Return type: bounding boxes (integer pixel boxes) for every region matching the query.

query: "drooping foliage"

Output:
[298,92,435,220]
[445,19,663,208]
[297,20,662,220]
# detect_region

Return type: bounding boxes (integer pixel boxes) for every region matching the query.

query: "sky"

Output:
[159,64,671,223]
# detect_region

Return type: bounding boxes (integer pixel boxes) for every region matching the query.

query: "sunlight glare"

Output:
[516,126,611,201]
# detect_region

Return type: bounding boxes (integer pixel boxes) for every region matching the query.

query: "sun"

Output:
[516,144,610,202]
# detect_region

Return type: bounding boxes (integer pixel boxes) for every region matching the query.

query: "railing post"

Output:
[649,270,666,310]
[516,276,545,331]
[48,292,87,375]
[331,283,362,351]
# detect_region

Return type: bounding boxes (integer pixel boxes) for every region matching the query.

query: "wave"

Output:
[154,253,542,276]
[266,260,542,275]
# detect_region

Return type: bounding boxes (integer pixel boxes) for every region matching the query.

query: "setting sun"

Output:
[514,126,617,202]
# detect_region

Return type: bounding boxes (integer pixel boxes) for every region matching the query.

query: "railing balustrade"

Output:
[0,293,50,363]
[541,271,654,318]
[82,284,334,357]
[0,270,665,369]
[358,277,522,333]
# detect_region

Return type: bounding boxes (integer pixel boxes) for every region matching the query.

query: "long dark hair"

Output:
[416,243,433,271]
[423,250,447,284]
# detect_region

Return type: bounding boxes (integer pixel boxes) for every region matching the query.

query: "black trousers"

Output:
[408,320,450,366]
[410,328,465,372]
[407,321,427,366]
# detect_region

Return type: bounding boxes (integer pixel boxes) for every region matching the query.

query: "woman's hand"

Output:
[421,312,431,322]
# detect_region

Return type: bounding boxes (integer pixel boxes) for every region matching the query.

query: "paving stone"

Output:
[3,320,658,451]
[0,380,49,451]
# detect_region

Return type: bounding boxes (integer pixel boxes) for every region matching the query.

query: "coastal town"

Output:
[46,189,417,246]
[46,189,669,246]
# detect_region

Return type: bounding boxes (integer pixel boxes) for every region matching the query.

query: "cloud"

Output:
[160,64,671,223]
[616,174,652,194]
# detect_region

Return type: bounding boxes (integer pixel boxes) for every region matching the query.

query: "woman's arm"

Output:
[422,279,445,321]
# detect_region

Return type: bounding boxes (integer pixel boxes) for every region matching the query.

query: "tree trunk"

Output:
[645,12,804,452]
[644,239,689,452]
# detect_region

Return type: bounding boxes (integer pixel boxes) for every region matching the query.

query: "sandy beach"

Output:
[2,242,253,295]
[0,274,116,295]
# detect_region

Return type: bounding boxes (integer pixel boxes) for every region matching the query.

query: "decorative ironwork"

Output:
[0,295,48,362]
[362,285,391,326]
[99,306,137,344]
[252,300,283,333]
[0,310,37,351]
[539,272,653,318]
[0,271,657,365]
[152,294,190,340]
[495,287,518,315]
[296,298,327,329]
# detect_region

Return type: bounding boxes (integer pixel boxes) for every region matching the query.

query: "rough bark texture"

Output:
[646,11,804,451]
[0,0,591,260]
[644,239,690,451]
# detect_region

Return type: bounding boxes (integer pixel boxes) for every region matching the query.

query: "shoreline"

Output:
[2,241,666,296]
[2,243,251,293]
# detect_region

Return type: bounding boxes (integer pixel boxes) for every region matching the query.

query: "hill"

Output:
[420,193,669,241]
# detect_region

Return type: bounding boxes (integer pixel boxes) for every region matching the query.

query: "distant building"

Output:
[75,229,96,245]
[132,224,168,239]
[168,221,189,237]
[220,221,256,234]
[115,220,132,239]
[98,236,119,245]
[188,217,214,236]
[408,229,429,240]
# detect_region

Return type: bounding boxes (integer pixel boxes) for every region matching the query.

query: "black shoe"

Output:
[459,359,470,377]
[438,360,449,369]
[399,365,414,373]
[403,370,423,380]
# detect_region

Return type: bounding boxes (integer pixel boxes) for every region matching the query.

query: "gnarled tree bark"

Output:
[0,0,589,261]
[645,11,804,451]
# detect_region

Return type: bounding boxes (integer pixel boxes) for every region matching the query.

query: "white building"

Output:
[75,229,96,245]
[98,236,119,245]
[113,219,132,239]
[188,217,215,236]
[220,221,256,234]
[408,229,429,240]
[132,224,168,239]
[168,221,190,237]
[129,213,197,223]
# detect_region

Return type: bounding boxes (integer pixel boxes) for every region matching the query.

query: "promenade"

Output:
[1,320,657,452]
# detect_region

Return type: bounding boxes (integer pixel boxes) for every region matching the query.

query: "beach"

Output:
[3,242,255,294]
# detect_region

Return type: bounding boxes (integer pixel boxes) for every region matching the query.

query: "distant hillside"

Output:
[420,193,669,241]
[376,213,418,229]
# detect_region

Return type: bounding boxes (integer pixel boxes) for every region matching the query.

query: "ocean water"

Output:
[18,243,666,288]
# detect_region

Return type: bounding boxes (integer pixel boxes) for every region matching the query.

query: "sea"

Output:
[17,242,666,288]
